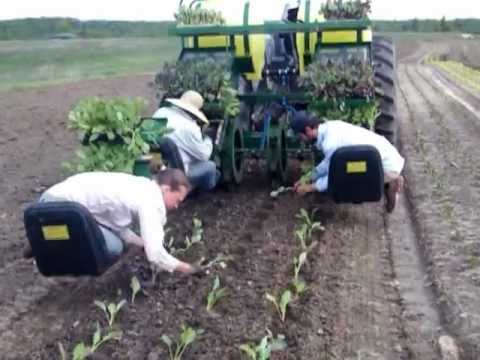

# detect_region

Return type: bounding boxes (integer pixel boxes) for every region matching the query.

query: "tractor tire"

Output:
[372,36,397,144]
[372,35,396,58]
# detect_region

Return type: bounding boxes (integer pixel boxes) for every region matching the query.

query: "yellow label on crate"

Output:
[42,225,70,241]
[347,161,367,174]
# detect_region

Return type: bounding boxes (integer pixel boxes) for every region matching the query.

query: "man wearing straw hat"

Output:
[153,90,220,192]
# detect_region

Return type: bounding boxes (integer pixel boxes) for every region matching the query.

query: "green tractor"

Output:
[152,0,397,194]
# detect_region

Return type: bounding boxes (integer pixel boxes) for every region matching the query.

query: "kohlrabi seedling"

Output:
[94,299,127,328]
[265,290,292,323]
[206,276,226,311]
[161,325,204,360]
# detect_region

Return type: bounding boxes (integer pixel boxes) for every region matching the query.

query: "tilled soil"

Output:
[1,36,479,359]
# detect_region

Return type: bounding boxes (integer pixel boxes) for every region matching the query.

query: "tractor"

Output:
[150,0,397,195]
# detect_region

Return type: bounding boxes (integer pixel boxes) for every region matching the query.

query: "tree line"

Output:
[0,18,171,40]
[1,17,479,41]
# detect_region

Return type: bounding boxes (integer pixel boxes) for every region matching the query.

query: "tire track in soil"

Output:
[329,204,409,360]
[398,63,480,357]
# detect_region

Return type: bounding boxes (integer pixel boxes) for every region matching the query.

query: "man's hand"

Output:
[175,262,206,276]
[295,183,316,196]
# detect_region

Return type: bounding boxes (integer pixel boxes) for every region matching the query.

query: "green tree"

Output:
[440,16,451,32]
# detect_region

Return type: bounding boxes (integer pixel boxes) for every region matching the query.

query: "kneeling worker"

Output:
[26,168,202,274]
[153,90,220,192]
[290,112,405,212]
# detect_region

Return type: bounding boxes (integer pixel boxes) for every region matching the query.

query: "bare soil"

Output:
[1,35,479,359]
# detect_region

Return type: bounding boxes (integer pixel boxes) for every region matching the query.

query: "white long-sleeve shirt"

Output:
[152,106,213,173]
[44,172,181,272]
[312,121,405,192]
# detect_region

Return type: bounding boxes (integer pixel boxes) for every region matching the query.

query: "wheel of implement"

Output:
[221,119,244,184]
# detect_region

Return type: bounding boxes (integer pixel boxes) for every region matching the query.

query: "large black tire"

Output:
[372,36,397,144]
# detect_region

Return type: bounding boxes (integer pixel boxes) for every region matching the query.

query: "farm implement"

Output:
[142,0,397,191]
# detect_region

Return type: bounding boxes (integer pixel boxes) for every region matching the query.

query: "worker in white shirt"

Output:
[153,90,220,192]
[290,112,405,212]
[28,168,202,274]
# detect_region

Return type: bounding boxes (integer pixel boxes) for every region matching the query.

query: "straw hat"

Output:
[165,90,209,125]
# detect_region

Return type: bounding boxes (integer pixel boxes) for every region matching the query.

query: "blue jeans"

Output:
[38,192,124,257]
[187,160,220,191]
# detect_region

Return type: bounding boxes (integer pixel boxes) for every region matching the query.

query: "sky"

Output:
[0,0,477,22]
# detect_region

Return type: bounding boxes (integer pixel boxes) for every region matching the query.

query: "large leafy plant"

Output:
[65,97,170,173]
[320,0,371,20]
[69,97,146,144]
[300,57,374,101]
[175,4,226,25]
[154,57,240,119]
[300,56,378,127]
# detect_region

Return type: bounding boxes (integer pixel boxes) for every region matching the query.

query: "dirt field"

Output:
[1,35,479,359]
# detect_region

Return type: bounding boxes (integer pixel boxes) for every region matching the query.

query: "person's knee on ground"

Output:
[188,161,219,192]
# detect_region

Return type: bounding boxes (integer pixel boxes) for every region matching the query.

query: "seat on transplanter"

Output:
[328,145,384,204]
[24,201,118,277]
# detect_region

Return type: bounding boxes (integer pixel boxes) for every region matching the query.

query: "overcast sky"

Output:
[0,0,477,21]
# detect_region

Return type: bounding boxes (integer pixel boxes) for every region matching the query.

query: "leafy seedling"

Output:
[270,186,293,198]
[130,276,141,303]
[291,279,307,296]
[206,276,226,311]
[62,322,122,360]
[94,299,127,328]
[239,335,271,360]
[201,253,234,270]
[296,208,325,239]
[295,225,309,251]
[161,325,204,360]
[293,252,308,281]
[239,331,287,360]
[179,217,204,252]
[266,290,292,323]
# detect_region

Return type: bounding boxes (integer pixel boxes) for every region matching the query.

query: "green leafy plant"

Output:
[63,143,138,173]
[239,335,271,360]
[239,331,287,360]
[65,97,171,174]
[296,208,325,240]
[206,276,227,311]
[266,290,292,323]
[298,161,314,186]
[179,217,204,252]
[320,0,371,20]
[59,322,122,360]
[291,279,307,296]
[94,299,127,328]
[130,276,141,303]
[161,325,204,360]
[300,56,374,101]
[68,97,146,144]
[293,252,308,281]
[175,5,226,25]
[154,57,240,119]
[270,186,293,198]
[310,101,379,129]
